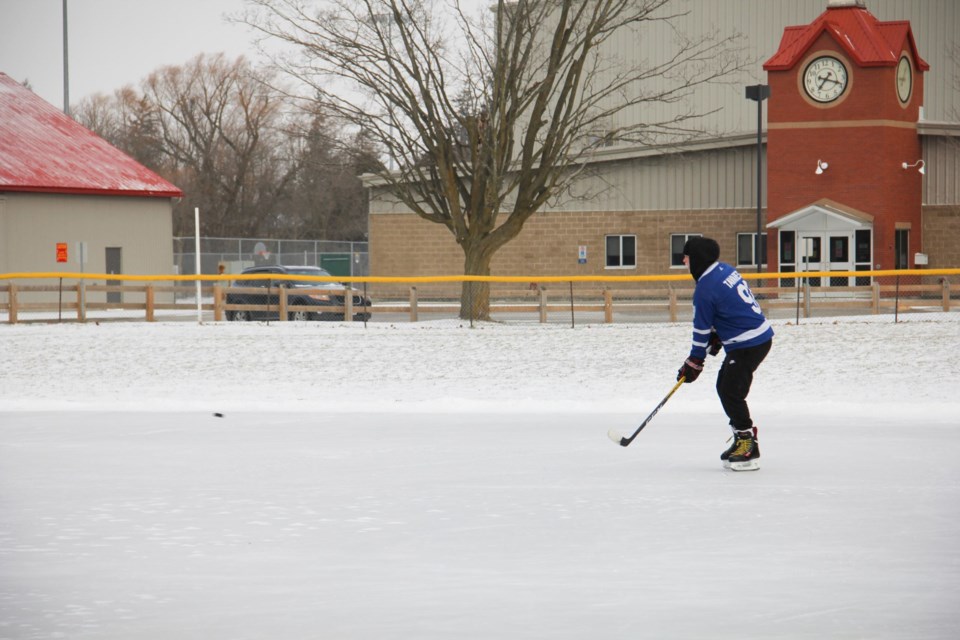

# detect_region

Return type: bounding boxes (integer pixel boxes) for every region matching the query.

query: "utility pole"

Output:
[62,0,70,116]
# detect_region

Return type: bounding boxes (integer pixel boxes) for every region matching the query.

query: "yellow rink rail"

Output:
[2,268,959,284]
[2,269,958,325]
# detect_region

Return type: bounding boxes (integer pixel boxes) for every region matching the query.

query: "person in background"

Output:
[677,237,774,471]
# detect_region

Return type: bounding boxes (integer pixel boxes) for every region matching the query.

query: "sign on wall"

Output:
[56,242,68,263]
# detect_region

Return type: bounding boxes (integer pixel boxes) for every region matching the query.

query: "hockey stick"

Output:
[607,377,685,447]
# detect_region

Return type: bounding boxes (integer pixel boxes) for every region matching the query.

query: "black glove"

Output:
[677,357,704,383]
[707,332,723,357]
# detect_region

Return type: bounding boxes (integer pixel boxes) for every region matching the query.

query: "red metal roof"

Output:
[764,5,929,71]
[0,73,182,198]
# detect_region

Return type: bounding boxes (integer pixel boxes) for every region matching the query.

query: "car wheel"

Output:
[289,310,311,321]
[231,310,251,322]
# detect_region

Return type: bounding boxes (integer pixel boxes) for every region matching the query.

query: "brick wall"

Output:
[922,205,960,268]
[369,209,760,277]
[369,203,956,289]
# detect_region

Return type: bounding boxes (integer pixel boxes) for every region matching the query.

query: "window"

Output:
[670,234,701,267]
[605,235,636,268]
[895,229,909,269]
[779,231,796,287]
[829,236,849,262]
[736,233,767,267]
[780,231,796,265]
[801,236,822,287]
[855,229,872,264]
[829,236,850,286]
[855,229,873,285]
[801,237,822,264]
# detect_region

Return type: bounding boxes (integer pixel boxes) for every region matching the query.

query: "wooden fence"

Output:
[1,271,956,324]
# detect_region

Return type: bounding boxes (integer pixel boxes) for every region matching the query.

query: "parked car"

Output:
[225,265,372,321]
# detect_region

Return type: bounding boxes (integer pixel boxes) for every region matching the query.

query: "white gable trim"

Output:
[767,202,874,232]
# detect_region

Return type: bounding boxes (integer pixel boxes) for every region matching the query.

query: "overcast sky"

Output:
[0,0,263,108]
[1,0,488,111]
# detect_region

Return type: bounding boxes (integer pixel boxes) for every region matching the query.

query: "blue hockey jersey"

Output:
[689,262,774,359]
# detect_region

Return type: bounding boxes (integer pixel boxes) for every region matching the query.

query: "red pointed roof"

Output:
[764,4,929,71]
[0,73,182,198]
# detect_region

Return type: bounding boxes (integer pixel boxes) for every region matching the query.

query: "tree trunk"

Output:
[461,245,492,321]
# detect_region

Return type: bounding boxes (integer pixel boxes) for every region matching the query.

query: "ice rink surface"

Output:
[2,317,958,638]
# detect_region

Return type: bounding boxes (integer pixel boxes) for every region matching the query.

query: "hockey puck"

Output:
[213,412,224,418]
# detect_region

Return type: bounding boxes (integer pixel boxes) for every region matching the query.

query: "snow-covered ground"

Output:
[1,316,958,639]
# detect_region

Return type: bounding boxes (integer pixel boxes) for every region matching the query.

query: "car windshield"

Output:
[284,268,335,287]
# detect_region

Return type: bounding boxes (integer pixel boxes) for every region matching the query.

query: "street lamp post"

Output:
[745,84,770,274]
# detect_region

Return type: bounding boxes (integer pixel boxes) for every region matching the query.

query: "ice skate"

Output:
[720,427,756,467]
[723,428,760,471]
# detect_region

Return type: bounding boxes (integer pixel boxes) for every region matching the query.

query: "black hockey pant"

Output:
[715,339,772,431]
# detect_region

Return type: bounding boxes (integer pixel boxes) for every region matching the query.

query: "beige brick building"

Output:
[370,208,759,277]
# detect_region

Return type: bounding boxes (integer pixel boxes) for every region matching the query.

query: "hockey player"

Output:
[677,237,774,471]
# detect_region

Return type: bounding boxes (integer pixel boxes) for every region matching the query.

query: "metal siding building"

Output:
[367,0,958,276]
[546,0,959,213]
[0,73,182,295]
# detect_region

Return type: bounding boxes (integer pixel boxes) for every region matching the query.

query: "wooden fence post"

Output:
[668,287,677,323]
[278,286,288,320]
[8,283,17,324]
[145,285,155,322]
[344,285,353,322]
[539,288,548,323]
[603,288,613,324]
[943,279,951,312]
[409,286,418,322]
[212,284,223,322]
[871,281,881,314]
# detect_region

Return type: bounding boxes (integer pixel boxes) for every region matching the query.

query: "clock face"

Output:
[803,56,848,103]
[896,56,912,103]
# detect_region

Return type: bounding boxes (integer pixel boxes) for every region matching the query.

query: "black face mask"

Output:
[683,237,720,281]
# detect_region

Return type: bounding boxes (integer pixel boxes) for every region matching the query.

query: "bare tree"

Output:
[75,62,373,241]
[280,104,378,240]
[245,0,746,318]
[76,87,167,171]
[140,53,303,237]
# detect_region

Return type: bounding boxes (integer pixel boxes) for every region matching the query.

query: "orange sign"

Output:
[56,242,68,263]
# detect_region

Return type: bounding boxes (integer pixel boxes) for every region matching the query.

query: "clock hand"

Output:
[818,73,839,89]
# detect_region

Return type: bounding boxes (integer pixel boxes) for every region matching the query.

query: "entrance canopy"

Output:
[767,199,873,233]
[768,199,874,282]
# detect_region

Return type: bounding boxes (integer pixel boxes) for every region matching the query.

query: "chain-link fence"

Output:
[2,270,957,325]
[172,237,369,278]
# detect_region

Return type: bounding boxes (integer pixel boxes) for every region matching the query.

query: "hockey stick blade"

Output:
[607,429,629,446]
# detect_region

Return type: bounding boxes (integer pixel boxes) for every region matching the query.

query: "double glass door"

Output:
[799,234,852,287]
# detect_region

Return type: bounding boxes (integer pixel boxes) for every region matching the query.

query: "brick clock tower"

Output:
[763,0,928,281]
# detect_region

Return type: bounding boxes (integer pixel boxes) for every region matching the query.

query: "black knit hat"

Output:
[683,237,720,281]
